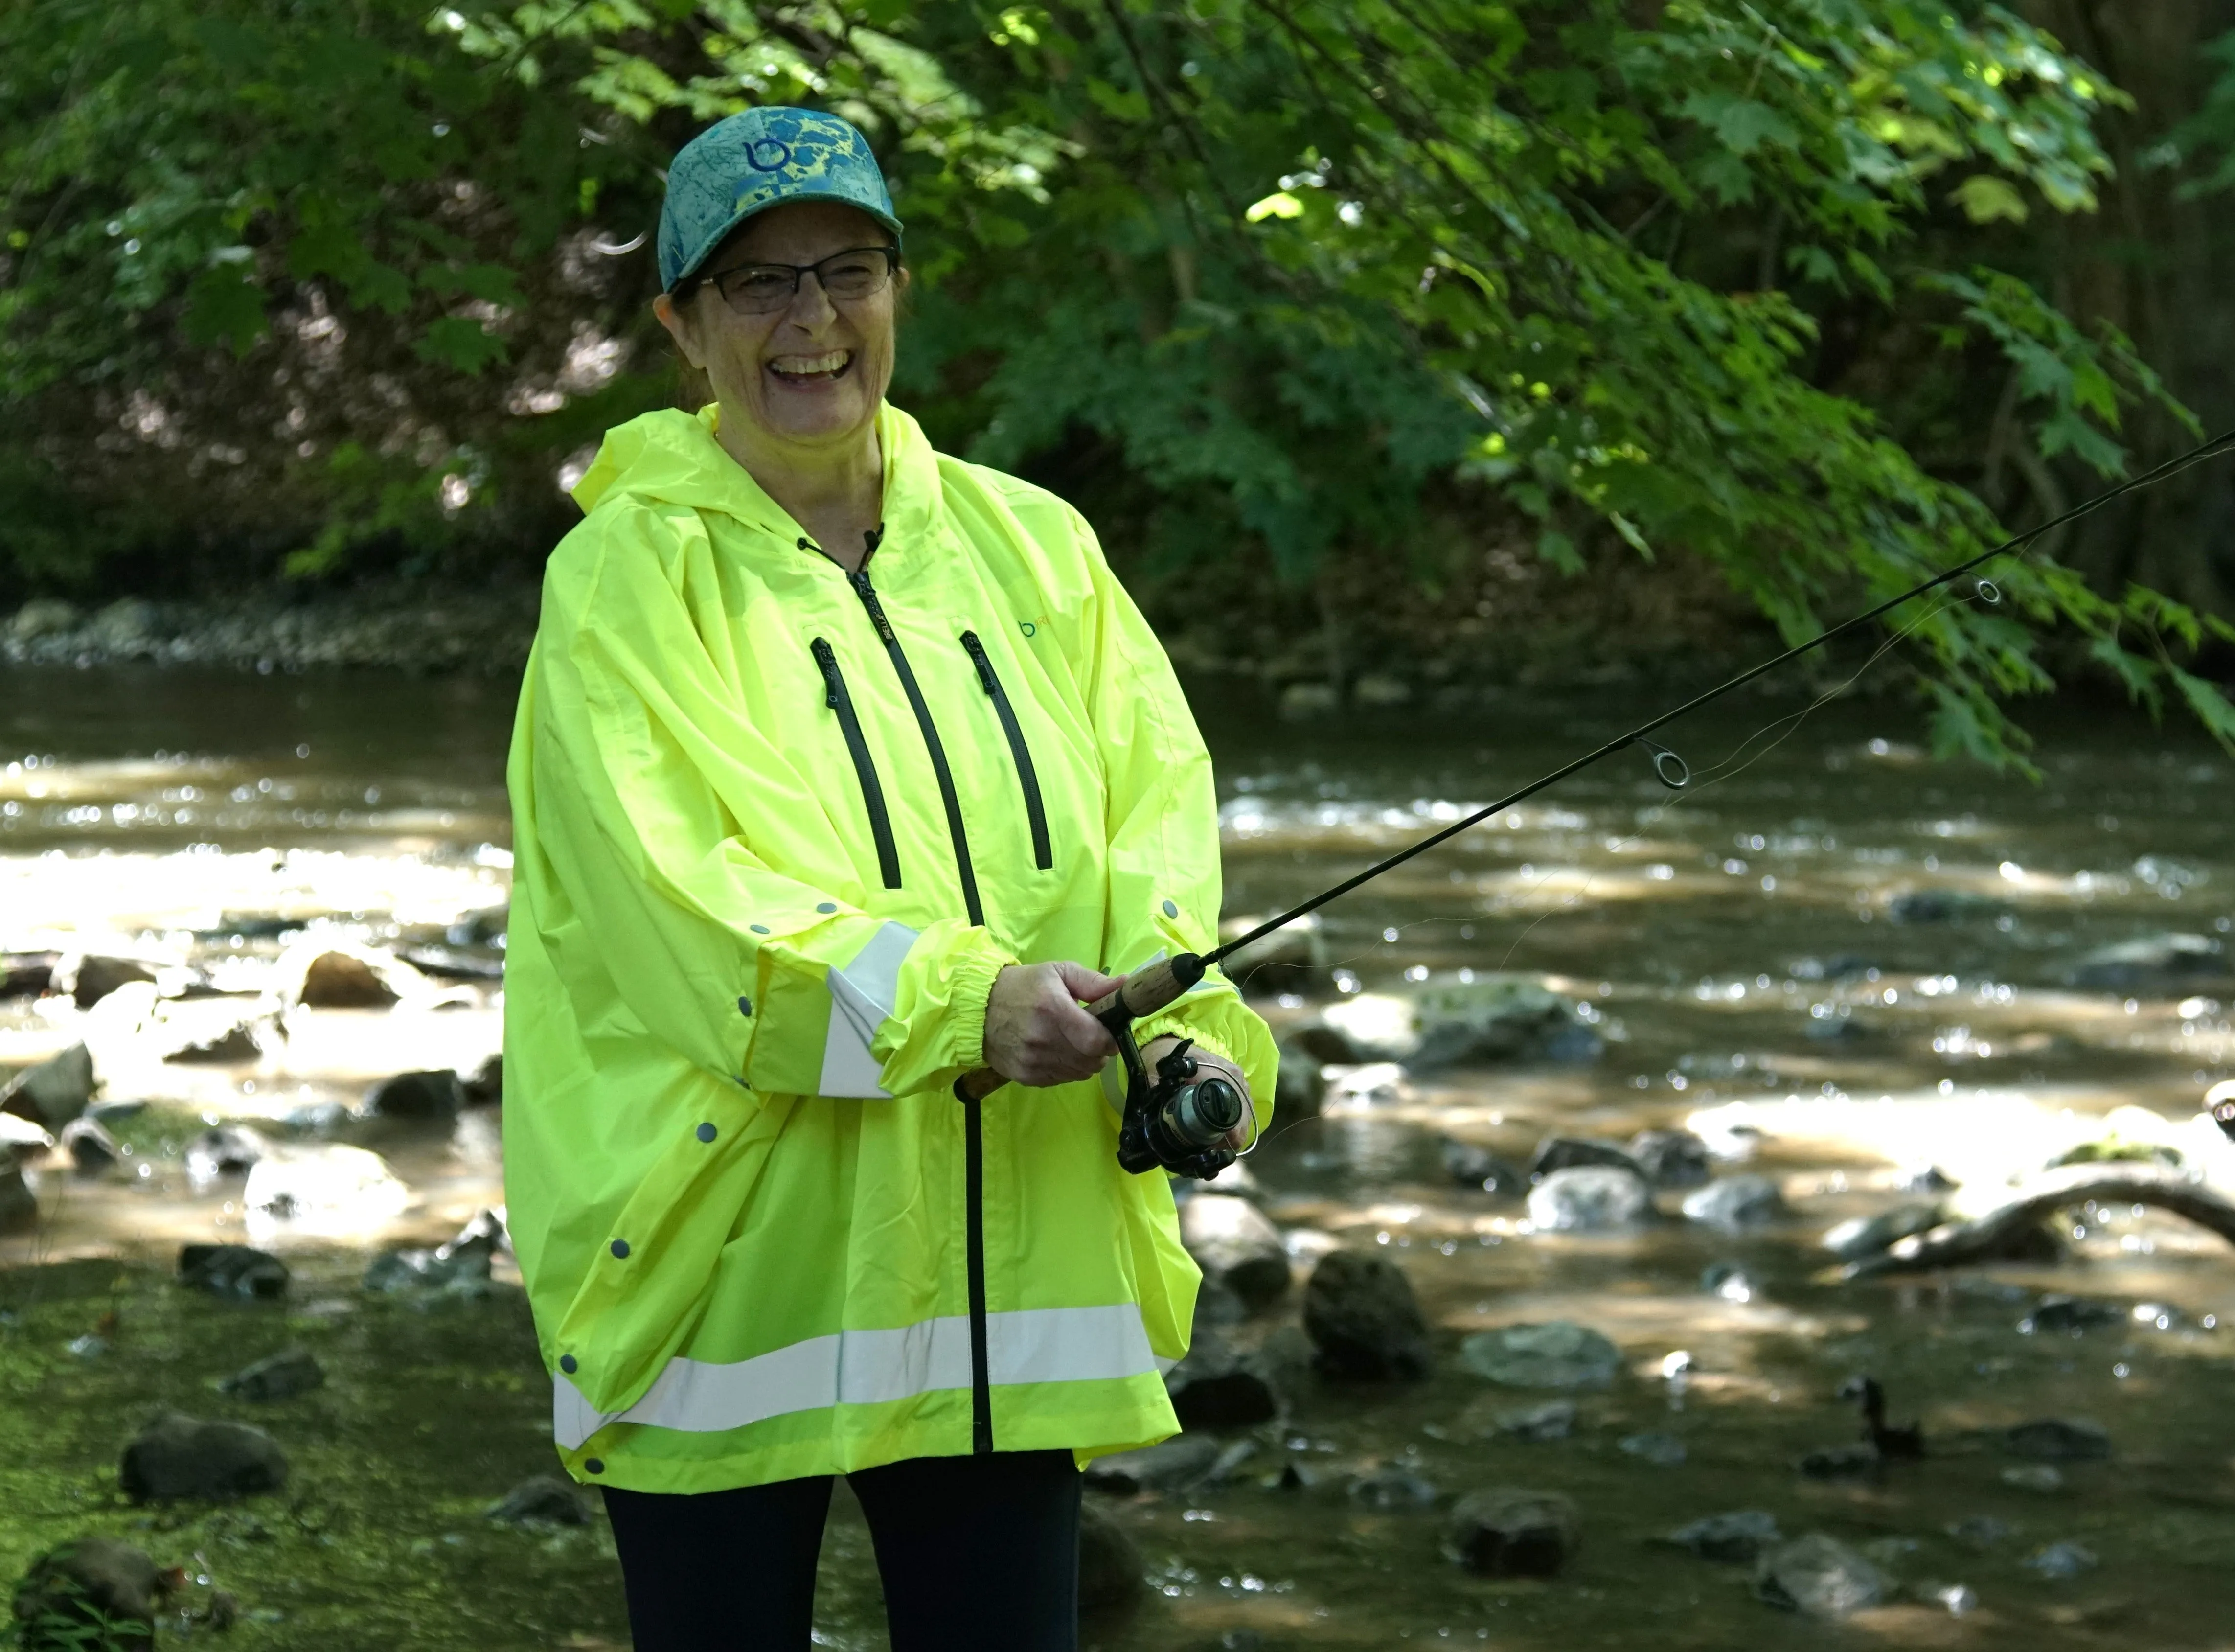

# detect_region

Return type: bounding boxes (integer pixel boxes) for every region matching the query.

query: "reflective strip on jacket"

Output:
[502,400,1277,1493]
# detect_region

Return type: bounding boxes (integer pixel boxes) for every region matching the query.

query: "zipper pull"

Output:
[810,638,843,708]
[849,570,898,644]
[959,631,1000,696]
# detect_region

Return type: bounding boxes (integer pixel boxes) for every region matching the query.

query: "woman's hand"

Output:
[983,962,1125,1086]
[1140,1036,1257,1152]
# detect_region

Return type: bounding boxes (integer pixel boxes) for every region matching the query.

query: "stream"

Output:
[4,660,2235,1649]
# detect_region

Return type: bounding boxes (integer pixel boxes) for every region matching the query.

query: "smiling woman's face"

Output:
[655,199,902,456]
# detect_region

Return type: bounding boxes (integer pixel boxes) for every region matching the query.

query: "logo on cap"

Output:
[745,138,794,173]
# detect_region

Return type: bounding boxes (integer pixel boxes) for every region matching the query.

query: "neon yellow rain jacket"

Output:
[503,401,1277,1494]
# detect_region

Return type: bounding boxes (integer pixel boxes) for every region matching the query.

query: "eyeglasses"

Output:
[689,246,901,315]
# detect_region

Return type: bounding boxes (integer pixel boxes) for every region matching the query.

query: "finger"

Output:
[1051,960,1125,1004]
[1054,1002,1117,1060]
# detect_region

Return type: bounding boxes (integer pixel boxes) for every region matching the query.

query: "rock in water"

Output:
[2020,1295,2124,1335]
[177,1243,288,1301]
[218,1347,324,1402]
[119,1412,288,1502]
[71,956,157,1010]
[1445,1489,1580,1577]
[164,1019,266,1065]
[0,953,57,999]
[1682,1174,1789,1233]
[1441,1137,1527,1195]
[1460,1323,1620,1390]
[2068,932,2225,991]
[1528,1166,1652,1231]
[487,1475,591,1526]
[244,1143,410,1226]
[1077,1504,1143,1616]
[1823,1202,1942,1260]
[1081,1436,1221,1497]
[364,1210,502,1295]
[1274,1044,1325,1119]
[2005,1419,2110,1461]
[363,1069,465,1120]
[1665,1511,1781,1563]
[1307,975,1599,1067]
[2023,1540,2098,1579]
[1163,1333,1282,1429]
[1178,1194,1290,1308]
[1619,1431,1686,1466]
[1754,1534,1887,1617]
[461,1053,503,1107]
[1628,1129,1712,1188]
[1492,1400,1577,1441]
[1302,1250,1431,1379]
[185,1124,269,1183]
[11,1536,163,1651]
[1529,1136,1641,1178]
[1348,1466,1439,1509]
[58,1117,120,1174]
[0,1043,95,1130]
[297,951,400,1008]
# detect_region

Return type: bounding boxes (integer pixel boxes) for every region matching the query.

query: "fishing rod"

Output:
[955,426,2235,1177]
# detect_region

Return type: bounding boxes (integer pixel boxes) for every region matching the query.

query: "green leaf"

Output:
[412,316,508,375]
[181,268,267,355]
[1682,93,1799,157]
[1950,175,2030,224]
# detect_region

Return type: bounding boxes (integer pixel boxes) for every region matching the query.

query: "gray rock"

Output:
[1219,914,1328,997]
[446,905,510,947]
[1900,1163,1959,1193]
[1797,1444,1881,1481]
[58,1116,120,1174]
[2022,1540,2098,1579]
[2005,1418,2109,1461]
[1890,889,2008,925]
[1,1043,96,1130]
[218,1347,324,1402]
[1755,1534,1887,1617]
[119,1411,288,1502]
[1665,1510,1780,1563]
[1701,1262,1759,1302]
[1164,1332,1282,1429]
[297,951,400,1008]
[1347,1466,1439,1509]
[70,956,158,1010]
[1178,1194,1289,1309]
[185,1123,269,1183]
[1302,1250,1431,1379]
[164,1019,267,1064]
[1682,1174,1789,1233]
[1619,1431,1686,1466]
[1527,1166,1652,1231]
[0,953,56,999]
[1274,1044,1325,1119]
[2019,1295,2124,1335]
[2002,1464,2064,1492]
[1309,975,1600,1068]
[1460,1322,1620,1390]
[1440,1137,1527,1196]
[11,1536,162,1650]
[178,1243,288,1301]
[461,1053,503,1107]
[0,1160,36,1234]
[1823,1202,1942,1260]
[1082,1435,1221,1496]
[7,599,81,640]
[2069,932,2225,991]
[1529,1136,1641,1178]
[1628,1129,1712,1188]
[487,1474,591,1526]
[1077,1504,1143,1615]
[1494,1399,1577,1441]
[1947,1515,2015,1549]
[364,1211,500,1295]
[1444,1488,1580,1577]
[363,1069,464,1120]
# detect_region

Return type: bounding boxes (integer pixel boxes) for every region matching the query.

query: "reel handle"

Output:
[952,953,1205,1103]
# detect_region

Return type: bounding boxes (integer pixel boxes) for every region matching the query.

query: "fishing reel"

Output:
[1108,1026,1243,1182]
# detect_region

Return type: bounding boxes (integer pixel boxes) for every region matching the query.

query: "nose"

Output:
[781,269,840,331]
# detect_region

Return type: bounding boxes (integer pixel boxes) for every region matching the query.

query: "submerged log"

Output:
[1840,1164,2235,1281]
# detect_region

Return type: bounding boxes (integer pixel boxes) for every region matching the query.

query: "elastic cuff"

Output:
[940,929,1017,1074]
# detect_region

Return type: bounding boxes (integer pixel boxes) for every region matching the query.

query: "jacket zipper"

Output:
[827,534,994,1454]
[959,630,1053,871]
[809,639,902,890]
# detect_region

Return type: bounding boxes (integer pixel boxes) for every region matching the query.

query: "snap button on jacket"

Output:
[503,402,1277,1492]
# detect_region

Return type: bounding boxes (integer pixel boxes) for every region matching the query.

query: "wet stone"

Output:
[1163,1332,1283,1429]
[0,952,57,999]
[1347,1466,1439,1509]
[1527,1166,1652,1232]
[1274,1044,1325,1119]
[164,1019,266,1065]
[1798,1443,1882,1481]
[1701,1262,1759,1302]
[1682,1174,1789,1233]
[1302,1250,1431,1380]
[1619,1431,1686,1467]
[1460,1322,1619,1390]
[1665,1510,1780,1563]
[461,1052,503,1107]
[185,1124,270,1183]
[177,1243,288,1301]
[2023,1540,2099,1579]
[1754,1534,1887,1618]
[487,1475,591,1526]
[1178,1194,1290,1309]
[1306,975,1600,1068]
[2020,1295,2125,1335]
[298,950,401,1008]
[1823,1202,1943,1260]
[218,1346,324,1402]
[58,1116,119,1174]
[119,1411,289,1502]
[1529,1136,1641,1178]
[2006,1418,2110,1460]
[1444,1488,1580,1578]
[244,1142,410,1225]
[2068,931,2225,991]
[1440,1136,1527,1196]
[1628,1128,1712,1188]
[71,955,158,1009]
[2003,1464,2064,1492]
[1,1042,95,1131]
[1948,1515,2016,1550]
[1492,1399,1577,1441]
[363,1068,466,1120]
[1077,1504,1144,1617]
[1084,1435,1221,1496]
[11,1536,163,1652]
[365,1212,500,1296]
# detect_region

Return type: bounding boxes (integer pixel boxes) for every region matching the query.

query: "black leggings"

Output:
[601,1449,1081,1652]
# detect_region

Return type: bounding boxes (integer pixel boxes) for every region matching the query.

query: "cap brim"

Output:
[668,192,905,290]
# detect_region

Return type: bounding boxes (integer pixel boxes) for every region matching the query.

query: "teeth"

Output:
[770,351,850,375]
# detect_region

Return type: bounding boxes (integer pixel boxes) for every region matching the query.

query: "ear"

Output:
[653,291,708,370]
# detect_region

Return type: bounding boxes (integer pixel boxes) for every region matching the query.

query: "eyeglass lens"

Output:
[713,250,894,314]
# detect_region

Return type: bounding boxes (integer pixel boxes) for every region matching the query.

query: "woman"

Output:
[502,106,1277,1650]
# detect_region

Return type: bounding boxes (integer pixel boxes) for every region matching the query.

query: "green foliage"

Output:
[2170,30,2235,198]
[0,0,2229,760]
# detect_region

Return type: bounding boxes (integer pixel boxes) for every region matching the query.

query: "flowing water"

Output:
[4,661,2235,1649]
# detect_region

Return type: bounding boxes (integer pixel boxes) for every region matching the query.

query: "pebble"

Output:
[219,1347,325,1402]
[1459,1322,1620,1390]
[2023,1540,2099,1579]
[177,1243,289,1301]
[1619,1431,1686,1467]
[120,1411,289,1502]
[1178,1194,1290,1308]
[1627,1129,1712,1188]
[1302,1250,1431,1379]
[1444,1488,1580,1577]
[1753,1533,1887,1617]
[1527,1166,1652,1231]
[486,1475,592,1526]
[2006,1419,2110,1461]
[1681,1174,1790,1233]
[1665,1510,1780,1562]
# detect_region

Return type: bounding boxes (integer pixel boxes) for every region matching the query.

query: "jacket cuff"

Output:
[937,928,1015,1077]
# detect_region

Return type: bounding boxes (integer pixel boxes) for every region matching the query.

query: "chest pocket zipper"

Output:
[809,638,902,890]
[959,631,1053,871]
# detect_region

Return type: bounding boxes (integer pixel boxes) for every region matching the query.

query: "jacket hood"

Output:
[571,402,941,553]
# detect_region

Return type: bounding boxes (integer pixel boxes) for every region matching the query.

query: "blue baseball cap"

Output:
[658,107,903,292]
